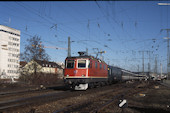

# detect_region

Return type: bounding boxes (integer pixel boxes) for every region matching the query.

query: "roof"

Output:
[0,25,20,35]
[66,55,107,64]
[108,65,122,70]
[34,60,63,69]
[20,61,27,67]
[66,55,91,59]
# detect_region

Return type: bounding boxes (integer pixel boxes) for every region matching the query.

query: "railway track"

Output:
[0,83,113,112]
[92,84,150,113]
[159,81,170,89]
[0,88,47,101]
[93,80,168,113]
[0,84,65,96]
[0,88,39,96]
[0,81,153,113]
[0,84,68,112]
[0,85,66,102]
[0,90,67,112]
[54,81,150,113]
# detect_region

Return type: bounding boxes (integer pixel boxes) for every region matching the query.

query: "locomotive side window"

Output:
[95,62,98,68]
[78,60,86,68]
[88,60,91,68]
[100,64,102,69]
[66,60,74,68]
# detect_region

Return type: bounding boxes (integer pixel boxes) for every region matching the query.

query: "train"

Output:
[64,52,147,90]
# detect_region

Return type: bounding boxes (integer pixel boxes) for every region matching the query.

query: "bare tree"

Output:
[20,35,50,75]
[21,35,50,62]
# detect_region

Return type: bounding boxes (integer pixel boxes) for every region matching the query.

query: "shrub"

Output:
[19,73,59,85]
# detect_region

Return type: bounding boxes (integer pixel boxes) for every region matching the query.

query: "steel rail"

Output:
[0,88,42,96]
[158,81,170,89]
[54,81,145,113]
[0,91,66,112]
[91,81,154,113]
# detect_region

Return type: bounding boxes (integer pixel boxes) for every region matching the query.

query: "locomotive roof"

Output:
[66,55,107,64]
[108,65,122,70]
[66,55,91,59]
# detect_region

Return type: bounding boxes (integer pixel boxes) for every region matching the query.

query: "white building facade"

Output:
[0,25,20,79]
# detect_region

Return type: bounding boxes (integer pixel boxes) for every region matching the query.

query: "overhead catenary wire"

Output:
[1,2,168,72]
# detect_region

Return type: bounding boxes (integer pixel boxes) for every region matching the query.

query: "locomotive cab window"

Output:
[66,60,74,68]
[88,60,91,68]
[78,60,86,68]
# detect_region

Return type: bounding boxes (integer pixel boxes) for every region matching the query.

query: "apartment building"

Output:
[0,25,20,79]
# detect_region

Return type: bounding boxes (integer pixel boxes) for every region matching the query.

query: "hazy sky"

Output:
[0,1,170,73]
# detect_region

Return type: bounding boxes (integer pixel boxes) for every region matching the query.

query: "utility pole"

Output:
[155,56,157,75]
[86,48,88,55]
[138,65,139,72]
[154,54,159,77]
[142,51,144,73]
[68,37,71,57]
[148,63,150,73]
[39,42,42,59]
[138,50,153,75]
[108,60,110,65]
[99,50,106,61]
[148,51,151,73]
[160,63,163,76]
[148,51,153,78]
[139,51,145,73]
[161,29,170,79]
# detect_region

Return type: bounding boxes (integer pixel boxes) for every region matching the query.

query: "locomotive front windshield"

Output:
[78,60,86,68]
[66,60,74,68]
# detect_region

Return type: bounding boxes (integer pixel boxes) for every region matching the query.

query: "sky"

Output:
[0,1,170,73]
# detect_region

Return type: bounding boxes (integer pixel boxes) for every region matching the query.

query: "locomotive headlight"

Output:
[66,74,69,77]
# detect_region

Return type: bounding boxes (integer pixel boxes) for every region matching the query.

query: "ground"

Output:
[0,80,170,113]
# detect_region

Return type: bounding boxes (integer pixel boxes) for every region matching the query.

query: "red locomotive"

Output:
[64,52,108,90]
[64,52,147,90]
